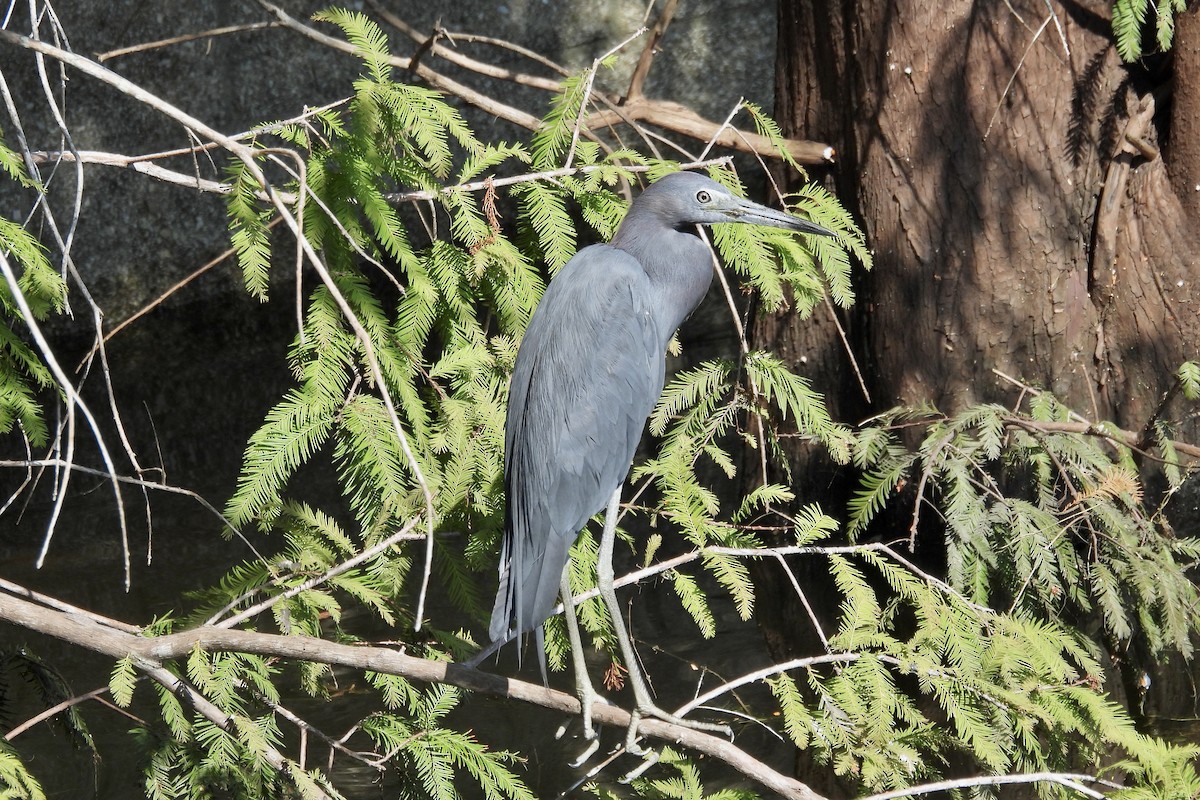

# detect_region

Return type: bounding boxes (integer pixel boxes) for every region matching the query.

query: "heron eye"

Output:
[696,190,711,204]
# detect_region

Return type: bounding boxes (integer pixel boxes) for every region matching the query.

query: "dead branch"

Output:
[256,1,543,131]
[31,148,232,193]
[586,98,835,163]
[626,0,678,103]
[364,0,564,92]
[255,2,833,164]
[993,368,1200,459]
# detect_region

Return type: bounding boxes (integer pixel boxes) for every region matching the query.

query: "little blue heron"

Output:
[476,171,834,752]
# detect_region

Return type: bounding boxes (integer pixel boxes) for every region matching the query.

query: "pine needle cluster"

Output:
[1112,0,1188,61]
[0,139,67,448]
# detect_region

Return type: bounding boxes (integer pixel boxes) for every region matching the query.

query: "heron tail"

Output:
[488,530,572,651]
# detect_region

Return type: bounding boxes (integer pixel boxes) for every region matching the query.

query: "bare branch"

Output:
[0,251,132,583]
[0,457,271,565]
[364,0,565,91]
[255,1,543,131]
[626,0,677,103]
[564,25,648,168]
[31,148,233,192]
[93,221,275,352]
[255,2,833,164]
[861,772,1114,800]
[672,653,858,719]
[4,683,117,741]
[587,98,835,163]
[993,369,1200,459]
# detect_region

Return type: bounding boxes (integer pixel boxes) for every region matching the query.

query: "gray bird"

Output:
[480,170,834,751]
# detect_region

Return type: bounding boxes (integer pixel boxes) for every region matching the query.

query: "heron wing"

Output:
[490,244,665,642]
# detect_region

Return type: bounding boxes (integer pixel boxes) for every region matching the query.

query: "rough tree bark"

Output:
[751,0,1200,785]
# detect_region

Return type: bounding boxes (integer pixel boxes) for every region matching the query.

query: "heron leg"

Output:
[559,563,602,748]
[596,486,732,754]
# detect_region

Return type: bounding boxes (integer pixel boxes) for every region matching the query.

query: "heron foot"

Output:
[577,676,610,741]
[624,703,732,754]
[557,686,610,768]
[556,680,610,746]
[568,737,602,768]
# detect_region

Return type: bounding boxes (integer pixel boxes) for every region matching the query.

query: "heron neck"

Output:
[610,222,714,344]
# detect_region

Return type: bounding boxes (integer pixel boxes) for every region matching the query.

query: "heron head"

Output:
[639,171,834,238]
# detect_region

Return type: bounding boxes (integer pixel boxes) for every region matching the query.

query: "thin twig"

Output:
[0,251,131,584]
[860,772,1113,800]
[31,148,234,192]
[210,519,423,629]
[984,14,1053,141]
[258,1,542,131]
[364,1,564,91]
[563,25,647,168]
[92,218,282,354]
[5,684,120,740]
[1041,0,1070,57]
[672,653,858,719]
[96,21,279,61]
[772,552,834,654]
[821,289,871,402]
[0,457,271,566]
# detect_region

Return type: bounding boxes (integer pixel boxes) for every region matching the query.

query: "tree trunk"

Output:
[754,0,1200,768]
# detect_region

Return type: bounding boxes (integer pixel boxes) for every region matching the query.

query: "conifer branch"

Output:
[0,27,440,606]
[994,369,1200,458]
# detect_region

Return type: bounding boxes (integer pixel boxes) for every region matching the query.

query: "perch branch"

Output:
[0,587,826,800]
